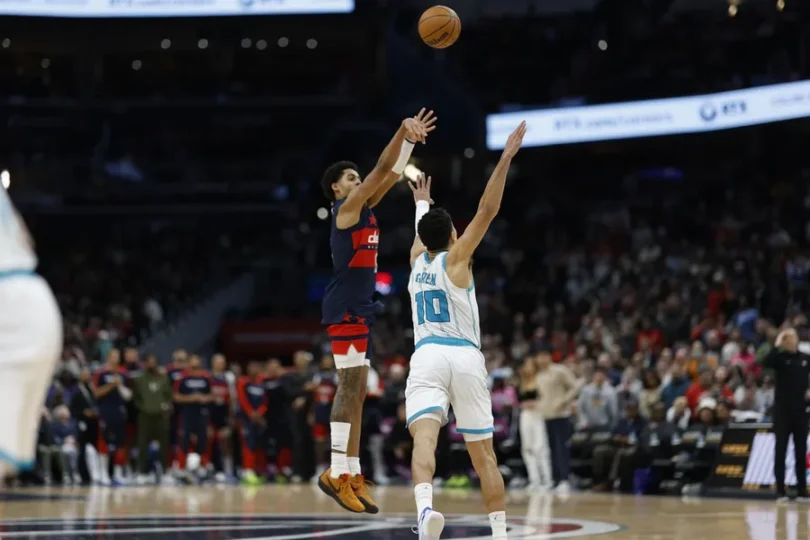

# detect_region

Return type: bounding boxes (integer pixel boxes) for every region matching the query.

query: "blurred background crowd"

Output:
[4,0,810,496]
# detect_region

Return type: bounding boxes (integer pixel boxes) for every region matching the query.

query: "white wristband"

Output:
[392,139,416,174]
[415,200,430,234]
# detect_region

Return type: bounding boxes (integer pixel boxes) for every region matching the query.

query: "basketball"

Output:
[418,5,461,49]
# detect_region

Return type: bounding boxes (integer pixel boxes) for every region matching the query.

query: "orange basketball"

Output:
[418,5,461,49]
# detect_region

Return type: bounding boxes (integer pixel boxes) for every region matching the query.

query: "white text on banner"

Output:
[486,80,810,150]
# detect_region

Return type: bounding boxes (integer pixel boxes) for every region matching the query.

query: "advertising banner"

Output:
[705,423,810,497]
[0,0,353,18]
[487,80,810,149]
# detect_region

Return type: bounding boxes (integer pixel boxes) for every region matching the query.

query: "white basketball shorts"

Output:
[405,343,494,442]
[0,272,62,471]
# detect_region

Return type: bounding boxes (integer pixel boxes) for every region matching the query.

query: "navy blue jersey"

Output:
[321,200,380,325]
[93,367,129,418]
[210,373,231,426]
[174,370,212,417]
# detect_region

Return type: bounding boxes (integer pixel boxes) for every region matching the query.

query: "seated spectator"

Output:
[639,370,662,419]
[714,400,733,427]
[577,367,619,431]
[685,368,715,412]
[666,396,691,430]
[51,405,80,485]
[591,400,647,492]
[730,343,760,378]
[660,363,690,410]
[640,403,680,455]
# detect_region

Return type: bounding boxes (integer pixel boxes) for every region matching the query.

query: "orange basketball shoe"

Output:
[318,469,366,513]
[350,474,379,514]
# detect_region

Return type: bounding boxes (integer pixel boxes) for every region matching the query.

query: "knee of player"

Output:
[413,431,438,451]
[468,442,498,470]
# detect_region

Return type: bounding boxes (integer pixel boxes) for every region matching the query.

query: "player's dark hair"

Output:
[417,207,454,252]
[321,160,358,202]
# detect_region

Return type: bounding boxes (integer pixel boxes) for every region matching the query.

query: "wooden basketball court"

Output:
[0,484,799,538]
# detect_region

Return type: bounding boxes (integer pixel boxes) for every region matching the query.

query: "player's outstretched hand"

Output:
[402,108,438,144]
[502,120,527,159]
[409,172,434,205]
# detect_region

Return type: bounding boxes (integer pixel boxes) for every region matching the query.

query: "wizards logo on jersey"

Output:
[349,215,379,269]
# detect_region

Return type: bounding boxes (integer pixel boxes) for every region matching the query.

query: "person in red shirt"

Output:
[685,367,733,413]
[636,317,664,354]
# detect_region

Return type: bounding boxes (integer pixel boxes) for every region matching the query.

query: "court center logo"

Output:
[0,514,623,539]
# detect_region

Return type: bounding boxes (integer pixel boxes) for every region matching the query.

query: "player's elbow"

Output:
[477,201,500,219]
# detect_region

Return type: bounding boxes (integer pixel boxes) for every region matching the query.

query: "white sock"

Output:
[330,453,349,478]
[415,482,433,518]
[329,422,351,478]
[348,457,361,477]
[489,511,507,539]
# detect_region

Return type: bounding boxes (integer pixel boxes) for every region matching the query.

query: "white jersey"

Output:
[408,251,480,349]
[0,186,36,273]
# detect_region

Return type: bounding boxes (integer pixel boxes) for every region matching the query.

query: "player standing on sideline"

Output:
[94,349,132,485]
[405,122,526,540]
[210,353,234,482]
[237,361,269,486]
[0,183,62,480]
[165,349,189,471]
[318,108,437,513]
[173,354,213,480]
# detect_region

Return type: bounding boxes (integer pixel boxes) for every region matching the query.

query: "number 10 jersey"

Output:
[408,251,480,351]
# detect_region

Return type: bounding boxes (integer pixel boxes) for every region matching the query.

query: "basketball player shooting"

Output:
[318,109,437,514]
[0,183,62,479]
[405,121,526,540]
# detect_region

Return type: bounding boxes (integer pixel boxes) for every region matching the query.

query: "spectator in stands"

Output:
[50,405,79,485]
[616,367,642,410]
[639,370,662,419]
[591,400,647,492]
[660,363,690,410]
[636,402,680,492]
[577,367,619,431]
[666,397,691,430]
[534,345,581,493]
[714,400,732,427]
[685,368,714,413]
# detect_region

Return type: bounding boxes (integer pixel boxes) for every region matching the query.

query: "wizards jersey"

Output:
[321,200,380,324]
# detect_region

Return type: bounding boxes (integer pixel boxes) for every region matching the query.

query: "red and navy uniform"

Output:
[322,200,380,362]
[123,361,144,445]
[210,373,231,430]
[93,366,130,456]
[312,370,338,440]
[174,369,212,463]
[237,376,268,473]
[165,363,186,452]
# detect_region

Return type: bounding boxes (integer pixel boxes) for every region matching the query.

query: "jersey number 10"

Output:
[414,290,451,325]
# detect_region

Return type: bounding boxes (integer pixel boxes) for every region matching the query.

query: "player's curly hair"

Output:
[321,160,359,202]
[417,207,454,252]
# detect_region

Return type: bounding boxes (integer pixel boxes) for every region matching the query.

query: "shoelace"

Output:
[350,474,374,490]
[411,507,431,535]
[338,474,356,496]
